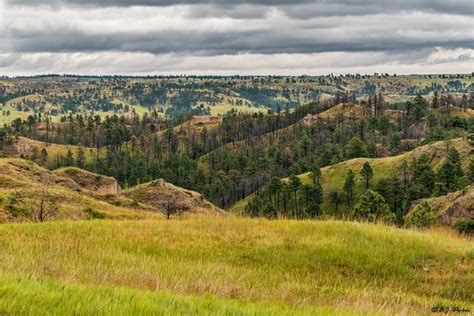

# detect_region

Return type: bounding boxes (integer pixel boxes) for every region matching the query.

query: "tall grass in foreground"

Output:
[0,273,352,316]
[0,216,472,315]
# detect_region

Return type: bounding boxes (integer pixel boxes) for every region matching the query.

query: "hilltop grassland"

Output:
[0,216,472,315]
[1,136,99,169]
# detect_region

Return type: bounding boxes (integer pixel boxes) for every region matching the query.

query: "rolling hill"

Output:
[0,136,99,169]
[231,138,472,217]
[0,158,220,223]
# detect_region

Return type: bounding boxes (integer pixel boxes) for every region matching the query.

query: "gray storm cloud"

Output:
[1,0,473,75]
[5,0,474,15]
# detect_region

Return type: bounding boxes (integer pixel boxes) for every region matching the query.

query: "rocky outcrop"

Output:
[54,167,121,195]
[0,140,33,158]
[439,188,474,225]
[0,158,79,190]
[408,185,474,225]
[123,178,223,215]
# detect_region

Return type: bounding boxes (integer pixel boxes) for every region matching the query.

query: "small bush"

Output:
[130,200,139,208]
[453,219,474,235]
[84,207,106,220]
[5,204,30,217]
[64,169,79,177]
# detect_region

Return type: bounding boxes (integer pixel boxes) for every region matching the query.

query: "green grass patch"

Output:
[0,217,471,314]
[0,273,349,315]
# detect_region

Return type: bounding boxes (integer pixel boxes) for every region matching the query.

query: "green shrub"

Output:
[130,200,139,208]
[453,219,474,235]
[84,208,106,220]
[5,204,30,217]
[64,168,79,177]
[406,202,437,228]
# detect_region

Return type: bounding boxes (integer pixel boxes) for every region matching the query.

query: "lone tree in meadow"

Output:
[360,161,373,190]
[163,195,189,220]
[14,189,60,222]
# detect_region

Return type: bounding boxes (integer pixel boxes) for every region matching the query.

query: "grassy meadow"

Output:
[0,216,472,315]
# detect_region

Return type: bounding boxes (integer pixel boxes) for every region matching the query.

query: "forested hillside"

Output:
[1,75,473,231]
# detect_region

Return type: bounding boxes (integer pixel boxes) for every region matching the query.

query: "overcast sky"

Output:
[1,0,473,76]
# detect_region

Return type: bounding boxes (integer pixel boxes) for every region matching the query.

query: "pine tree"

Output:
[432,91,439,109]
[469,159,474,183]
[409,154,435,199]
[406,202,437,228]
[360,161,373,190]
[438,147,464,191]
[330,191,341,213]
[345,137,367,159]
[40,147,48,162]
[301,183,323,218]
[309,160,321,185]
[289,175,302,217]
[76,146,85,169]
[352,189,393,223]
[64,149,74,167]
[267,177,282,208]
[343,169,356,209]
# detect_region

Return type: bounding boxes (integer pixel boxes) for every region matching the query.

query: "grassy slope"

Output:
[12,137,99,168]
[231,138,471,216]
[0,216,472,315]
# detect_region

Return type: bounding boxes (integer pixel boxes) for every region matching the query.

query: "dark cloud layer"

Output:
[7,29,474,56]
[1,0,473,74]
[7,0,474,16]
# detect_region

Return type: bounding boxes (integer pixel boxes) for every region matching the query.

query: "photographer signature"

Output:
[432,304,471,314]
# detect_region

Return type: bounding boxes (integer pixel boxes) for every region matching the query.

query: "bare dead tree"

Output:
[162,194,189,220]
[14,189,60,222]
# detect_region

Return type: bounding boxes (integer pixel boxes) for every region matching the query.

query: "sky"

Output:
[1,0,473,76]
